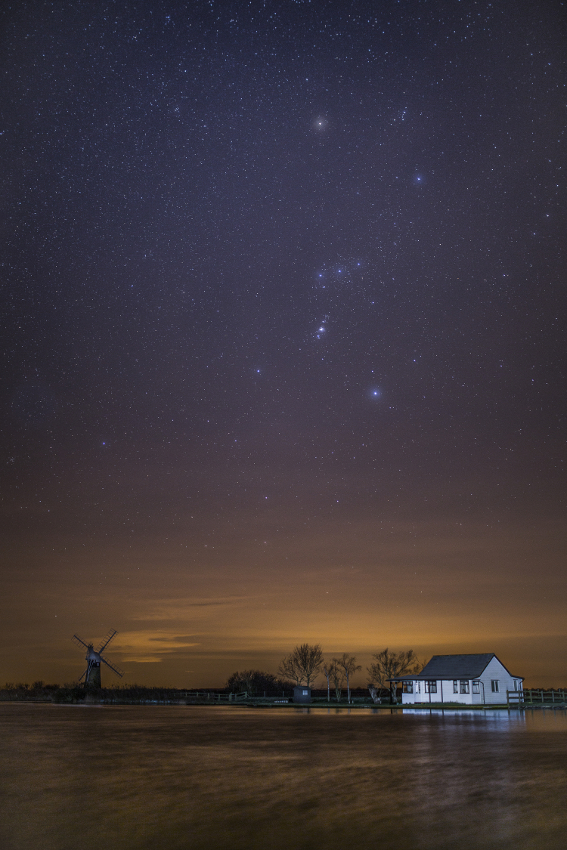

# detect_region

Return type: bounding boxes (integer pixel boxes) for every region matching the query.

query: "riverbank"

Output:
[3,686,564,710]
[0,696,530,710]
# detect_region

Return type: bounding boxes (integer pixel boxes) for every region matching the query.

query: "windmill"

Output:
[73,629,124,688]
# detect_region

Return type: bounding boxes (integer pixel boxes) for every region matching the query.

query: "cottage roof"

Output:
[392,653,513,681]
[418,653,498,678]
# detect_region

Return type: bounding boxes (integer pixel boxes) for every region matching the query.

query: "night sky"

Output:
[2,0,566,688]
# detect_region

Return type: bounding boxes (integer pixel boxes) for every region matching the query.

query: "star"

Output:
[312,115,329,131]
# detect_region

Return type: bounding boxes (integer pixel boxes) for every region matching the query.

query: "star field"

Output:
[1,0,566,687]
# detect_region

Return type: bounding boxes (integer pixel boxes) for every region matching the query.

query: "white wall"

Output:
[479,656,521,705]
[402,680,476,705]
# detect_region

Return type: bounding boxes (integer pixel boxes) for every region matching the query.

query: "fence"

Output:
[180,691,248,703]
[507,689,567,708]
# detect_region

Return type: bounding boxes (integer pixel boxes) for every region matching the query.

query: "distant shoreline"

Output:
[3,698,560,710]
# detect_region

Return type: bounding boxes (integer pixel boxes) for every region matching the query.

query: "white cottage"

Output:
[391,654,523,705]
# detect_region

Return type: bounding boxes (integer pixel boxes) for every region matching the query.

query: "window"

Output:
[453,680,459,694]
[402,682,413,693]
[460,681,469,694]
[415,681,420,693]
[425,681,437,693]
[491,680,499,693]
[472,681,480,694]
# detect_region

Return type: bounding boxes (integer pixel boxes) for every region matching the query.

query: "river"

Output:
[1,704,566,849]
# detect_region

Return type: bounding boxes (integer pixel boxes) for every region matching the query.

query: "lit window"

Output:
[472,681,480,694]
[453,680,458,694]
[491,680,499,693]
[460,681,469,694]
[425,681,437,693]
[403,681,413,693]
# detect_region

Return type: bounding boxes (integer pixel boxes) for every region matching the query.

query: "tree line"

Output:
[1,647,425,704]
[227,645,426,703]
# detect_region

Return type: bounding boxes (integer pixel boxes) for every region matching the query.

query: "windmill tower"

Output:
[73,629,124,688]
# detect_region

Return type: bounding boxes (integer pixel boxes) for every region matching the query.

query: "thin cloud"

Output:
[114,630,201,662]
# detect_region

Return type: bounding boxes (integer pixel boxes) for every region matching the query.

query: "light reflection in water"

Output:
[1,705,566,850]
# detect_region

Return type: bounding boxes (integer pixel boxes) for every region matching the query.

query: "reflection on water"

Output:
[1,705,566,850]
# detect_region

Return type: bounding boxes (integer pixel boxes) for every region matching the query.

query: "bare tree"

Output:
[278,643,324,687]
[330,661,344,702]
[278,654,301,685]
[334,653,361,704]
[367,648,422,704]
[322,661,333,702]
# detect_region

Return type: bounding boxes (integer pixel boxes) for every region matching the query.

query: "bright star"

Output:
[312,115,329,131]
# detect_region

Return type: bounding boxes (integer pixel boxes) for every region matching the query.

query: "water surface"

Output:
[1,705,566,849]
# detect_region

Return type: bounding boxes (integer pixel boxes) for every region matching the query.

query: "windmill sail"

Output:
[102,656,124,678]
[97,629,118,653]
